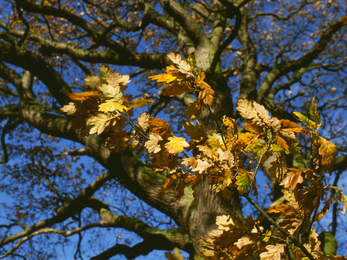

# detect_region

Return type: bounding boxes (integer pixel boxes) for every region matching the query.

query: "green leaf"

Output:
[236,171,252,194]
[99,64,111,80]
[98,84,122,101]
[309,98,322,131]
[293,112,316,130]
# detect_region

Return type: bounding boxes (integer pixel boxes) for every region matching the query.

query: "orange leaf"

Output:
[148,117,172,137]
[275,135,289,151]
[195,78,214,106]
[149,73,176,83]
[279,168,305,191]
[69,91,100,101]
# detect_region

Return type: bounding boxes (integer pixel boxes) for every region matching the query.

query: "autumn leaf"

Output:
[106,71,130,87]
[167,52,191,72]
[137,112,150,132]
[87,113,114,135]
[148,117,172,139]
[195,78,214,106]
[275,135,289,151]
[236,171,253,194]
[84,75,101,88]
[236,98,259,121]
[279,168,305,191]
[144,133,163,154]
[149,73,177,83]
[69,91,100,101]
[253,101,271,126]
[162,81,193,96]
[60,102,76,115]
[130,97,153,109]
[191,159,210,174]
[98,64,111,80]
[99,100,127,113]
[309,98,322,130]
[165,136,189,154]
[293,112,317,130]
[331,186,347,214]
[183,120,206,142]
[259,244,285,260]
[181,157,198,169]
[235,236,253,250]
[318,137,337,174]
[98,84,122,101]
[238,132,259,147]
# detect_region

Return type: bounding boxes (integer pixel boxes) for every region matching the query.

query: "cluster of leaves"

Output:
[61,53,347,260]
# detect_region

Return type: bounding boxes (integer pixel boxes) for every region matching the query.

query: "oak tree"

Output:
[0,0,346,259]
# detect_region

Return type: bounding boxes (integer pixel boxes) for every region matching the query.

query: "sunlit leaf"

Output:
[60,102,76,115]
[293,112,316,130]
[69,91,100,101]
[130,98,154,109]
[99,100,127,113]
[318,137,337,174]
[165,136,189,154]
[259,244,285,260]
[236,171,253,194]
[86,113,114,135]
[144,133,163,153]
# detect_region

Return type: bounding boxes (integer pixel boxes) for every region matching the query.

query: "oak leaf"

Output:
[275,135,289,151]
[167,53,191,72]
[137,112,150,132]
[98,84,122,101]
[235,236,253,250]
[236,171,253,194]
[165,136,189,154]
[144,133,163,154]
[183,120,206,142]
[84,75,101,88]
[293,112,317,130]
[253,101,271,126]
[280,168,305,191]
[87,113,114,135]
[236,98,259,121]
[195,78,214,106]
[259,244,285,260]
[60,102,76,115]
[99,100,127,113]
[181,157,198,169]
[191,159,210,174]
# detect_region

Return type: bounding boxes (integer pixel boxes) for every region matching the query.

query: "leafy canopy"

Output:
[61,53,345,260]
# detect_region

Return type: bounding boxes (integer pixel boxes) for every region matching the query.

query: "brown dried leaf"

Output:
[259,244,285,260]
[144,133,163,153]
[280,168,304,191]
[236,98,259,121]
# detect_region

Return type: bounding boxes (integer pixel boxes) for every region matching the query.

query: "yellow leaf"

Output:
[98,84,122,101]
[318,137,337,174]
[331,186,347,214]
[236,171,253,194]
[99,100,128,113]
[165,136,189,154]
[235,236,253,250]
[149,73,177,83]
[181,157,198,168]
[164,247,184,260]
[309,98,321,131]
